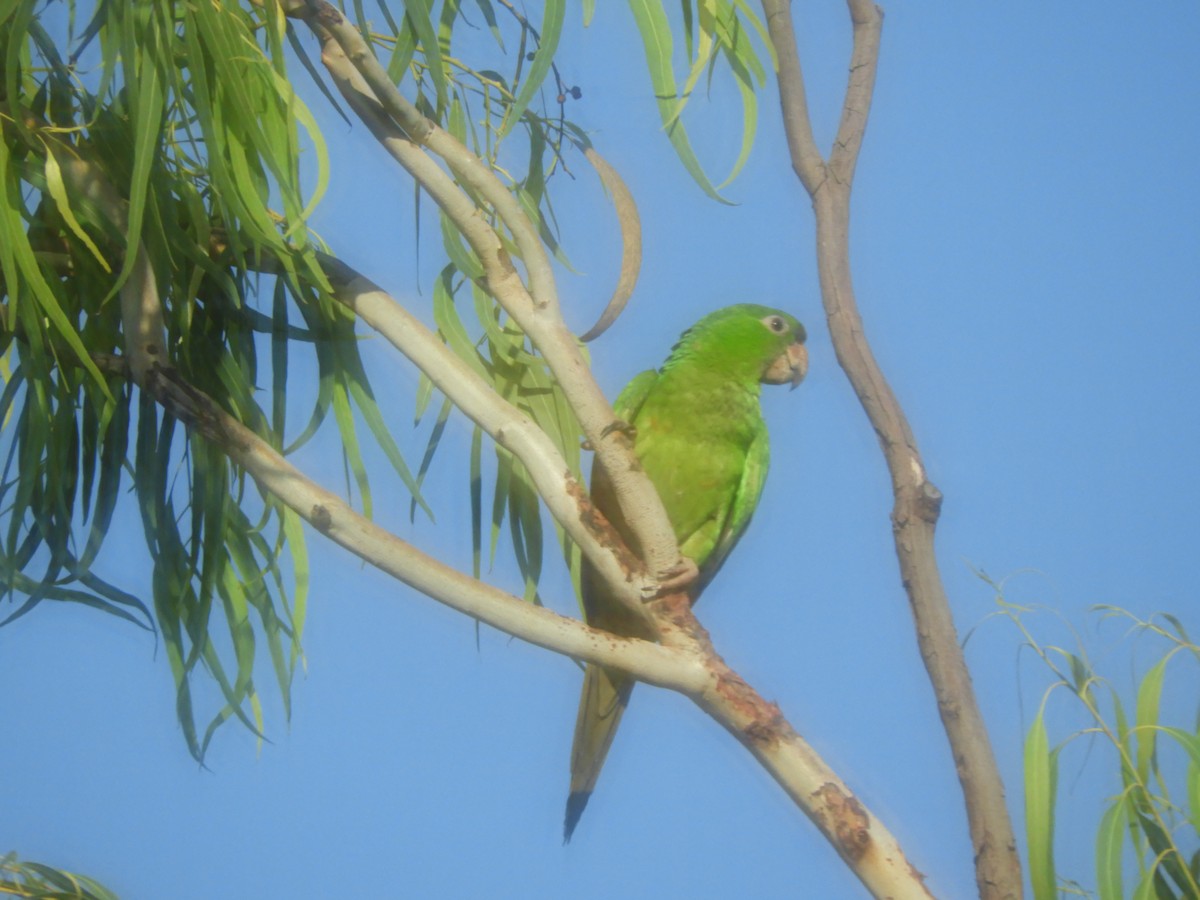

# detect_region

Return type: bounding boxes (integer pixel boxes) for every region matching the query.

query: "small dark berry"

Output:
[570,86,582,99]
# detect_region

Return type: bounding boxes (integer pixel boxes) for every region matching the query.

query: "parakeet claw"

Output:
[584,419,638,451]
[642,556,700,600]
[600,419,637,441]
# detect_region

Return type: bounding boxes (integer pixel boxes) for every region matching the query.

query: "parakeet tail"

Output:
[563,662,635,843]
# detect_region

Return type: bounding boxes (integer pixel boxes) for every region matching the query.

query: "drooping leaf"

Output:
[1025,700,1059,900]
[627,0,731,203]
[1095,796,1127,900]
[1134,653,1170,783]
[500,0,564,139]
[403,0,449,111]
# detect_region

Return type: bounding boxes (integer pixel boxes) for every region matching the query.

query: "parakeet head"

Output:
[664,304,808,389]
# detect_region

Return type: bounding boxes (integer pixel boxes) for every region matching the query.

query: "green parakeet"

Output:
[564,304,808,841]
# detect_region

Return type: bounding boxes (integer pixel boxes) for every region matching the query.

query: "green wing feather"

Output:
[692,420,769,596]
[613,369,657,421]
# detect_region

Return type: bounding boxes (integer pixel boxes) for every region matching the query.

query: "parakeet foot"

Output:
[600,419,637,440]
[643,556,700,600]
[582,419,637,451]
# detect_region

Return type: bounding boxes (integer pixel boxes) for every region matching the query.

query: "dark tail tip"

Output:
[562,791,591,844]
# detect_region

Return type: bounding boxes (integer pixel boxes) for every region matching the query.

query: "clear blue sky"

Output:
[3,3,1199,898]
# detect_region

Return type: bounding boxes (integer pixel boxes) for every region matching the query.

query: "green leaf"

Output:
[440,210,485,280]
[385,7,418,83]
[0,140,108,392]
[1096,797,1127,900]
[472,0,505,50]
[280,505,309,671]
[508,462,543,604]
[713,2,760,188]
[729,0,776,68]
[270,277,290,444]
[260,61,330,231]
[1,853,120,900]
[490,445,511,568]
[339,348,433,520]
[627,0,732,203]
[410,395,452,522]
[1025,701,1058,900]
[41,146,111,272]
[0,0,25,28]
[331,371,372,519]
[500,0,564,139]
[1189,730,1200,837]
[470,425,483,580]
[517,185,576,272]
[432,265,488,378]
[1135,653,1170,783]
[669,0,715,134]
[413,373,434,425]
[1131,867,1157,900]
[287,20,350,126]
[111,1,166,296]
[404,0,449,111]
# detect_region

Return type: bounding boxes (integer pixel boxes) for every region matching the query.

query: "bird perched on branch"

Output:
[565,304,808,841]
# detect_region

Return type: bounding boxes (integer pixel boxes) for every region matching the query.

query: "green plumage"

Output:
[564,304,808,841]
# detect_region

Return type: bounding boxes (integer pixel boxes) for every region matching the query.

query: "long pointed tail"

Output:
[563,662,635,842]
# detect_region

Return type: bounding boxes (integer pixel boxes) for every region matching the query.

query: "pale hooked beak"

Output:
[762,341,808,389]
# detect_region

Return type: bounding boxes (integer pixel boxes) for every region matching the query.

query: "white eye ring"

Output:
[763,315,787,333]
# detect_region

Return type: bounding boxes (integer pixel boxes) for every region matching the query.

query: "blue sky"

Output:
[3,3,1199,898]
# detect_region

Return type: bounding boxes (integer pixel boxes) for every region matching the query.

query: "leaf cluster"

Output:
[3,0,346,759]
[0,852,118,900]
[982,576,1200,900]
[0,0,772,759]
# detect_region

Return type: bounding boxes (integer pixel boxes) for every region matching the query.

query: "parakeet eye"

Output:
[763,315,788,333]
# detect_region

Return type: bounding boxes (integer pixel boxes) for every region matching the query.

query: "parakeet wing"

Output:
[692,421,770,596]
[613,369,657,422]
[580,368,657,626]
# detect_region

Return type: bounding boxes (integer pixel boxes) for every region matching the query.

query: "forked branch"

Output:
[287,5,935,893]
[93,346,929,898]
[761,1,1022,896]
[298,0,686,590]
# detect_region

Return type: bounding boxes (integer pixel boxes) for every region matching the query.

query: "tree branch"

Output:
[11,8,936,888]
[308,252,651,616]
[22,10,943,892]
[284,10,938,892]
[298,1,687,592]
[84,346,931,898]
[91,352,690,687]
[761,1,1023,897]
[40,72,934,890]
[51,156,167,382]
